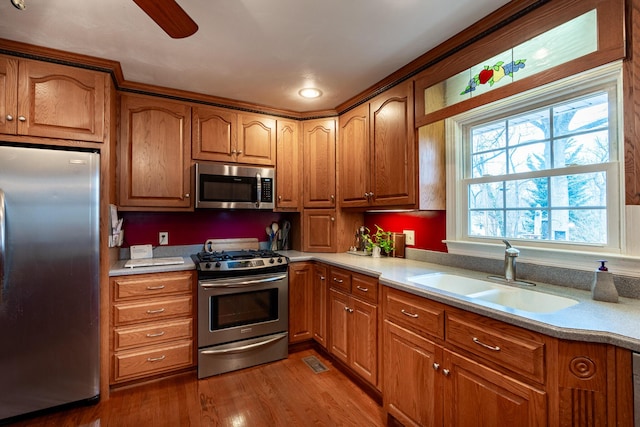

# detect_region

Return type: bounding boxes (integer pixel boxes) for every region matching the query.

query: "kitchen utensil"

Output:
[281,221,291,250]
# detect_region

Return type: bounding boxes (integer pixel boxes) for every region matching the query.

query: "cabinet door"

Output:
[192,106,237,162]
[328,288,350,364]
[350,296,378,386]
[303,119,336,208]
[0,55,18,135]
[288,262,314,343]
[369,80,416,207]
[275,119,300,210]
[443,349,547,427]
[339,103,370,207]
[238,113,276,166]
[384,320,443,427]
[312,263,328,347]
[302,209,336,252]
[18,59,106,142]
[119,95,192,209]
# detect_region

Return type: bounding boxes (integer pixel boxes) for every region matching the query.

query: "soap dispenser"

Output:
[591,260,618,303]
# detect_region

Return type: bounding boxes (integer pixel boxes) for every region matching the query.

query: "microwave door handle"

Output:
[255,173,262,207]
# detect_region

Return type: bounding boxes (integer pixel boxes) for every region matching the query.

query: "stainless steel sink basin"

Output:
[406,272,578,314]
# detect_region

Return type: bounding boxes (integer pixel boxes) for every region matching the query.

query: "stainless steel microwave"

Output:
[195,162,275,210]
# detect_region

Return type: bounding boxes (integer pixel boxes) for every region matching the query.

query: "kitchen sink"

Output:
[467,287,579,313]
[406,272,578,314]
[407,273,497,295]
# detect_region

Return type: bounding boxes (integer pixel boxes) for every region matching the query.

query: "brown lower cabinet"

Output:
[382,286,633,427]
[109,271,196,385]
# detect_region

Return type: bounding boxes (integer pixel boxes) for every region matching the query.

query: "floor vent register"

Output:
[302,356,329,374]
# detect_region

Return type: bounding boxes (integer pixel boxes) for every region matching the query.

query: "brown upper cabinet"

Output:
[303,118,336,208]
[275,118,300,211]
[119,94,192,210]
[192,106,276,166]
[339,80,416,208]
[0,55,106,142]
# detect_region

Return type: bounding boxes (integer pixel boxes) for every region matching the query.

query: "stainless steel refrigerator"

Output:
[0,144,100,422]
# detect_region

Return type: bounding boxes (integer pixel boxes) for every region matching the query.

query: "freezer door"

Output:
[0,145,100,421]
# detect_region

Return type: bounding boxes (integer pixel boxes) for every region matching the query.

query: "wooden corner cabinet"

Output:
[0,54,106,142]
[275,118,301,211]
[109,271,196,385]
[119,93,192,210]
[339,79,416,208]
[382,286,632,427]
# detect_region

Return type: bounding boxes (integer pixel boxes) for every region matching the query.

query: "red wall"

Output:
[120,211,286,247]
[364,211,447,252]
[120,210,447,252]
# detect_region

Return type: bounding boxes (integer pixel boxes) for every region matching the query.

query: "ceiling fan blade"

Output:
[132,0,198,39]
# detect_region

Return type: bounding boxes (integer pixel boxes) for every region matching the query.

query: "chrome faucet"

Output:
[503,239,519,282]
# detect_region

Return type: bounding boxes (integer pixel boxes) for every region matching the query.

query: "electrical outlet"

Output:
[159,232,169,246]
[403,230,415,246]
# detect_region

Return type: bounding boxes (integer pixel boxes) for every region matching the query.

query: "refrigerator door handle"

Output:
[0,188,5,300]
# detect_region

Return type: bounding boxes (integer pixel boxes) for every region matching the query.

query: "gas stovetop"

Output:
[192,249,288,273]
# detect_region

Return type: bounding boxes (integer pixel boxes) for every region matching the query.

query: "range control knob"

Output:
[277,257,283,263]
[215,261,221,268]
[269,258,275,264]
[205,263,211,269]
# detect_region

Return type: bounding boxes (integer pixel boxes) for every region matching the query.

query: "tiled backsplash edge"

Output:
[406,248,640,300]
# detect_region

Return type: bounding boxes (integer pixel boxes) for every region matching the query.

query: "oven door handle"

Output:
[200,274,287,288]
[201,332,288,355]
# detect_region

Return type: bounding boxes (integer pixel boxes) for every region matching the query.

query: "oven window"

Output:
[201,176,254,202]
[210,288,278,330]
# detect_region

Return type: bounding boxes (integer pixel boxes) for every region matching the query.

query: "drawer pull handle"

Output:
[433,363,440,371]
[401,309,419,318]
[146,331,166,338]
[356,286,369,292]
[472,337,501,352]
[146,355,166,362]
[333,278,343,283]
[146,308,166,314]
[146,285,166,290]
[344,306,354,313]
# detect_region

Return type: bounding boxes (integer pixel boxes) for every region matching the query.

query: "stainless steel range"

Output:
[193,239,289,379]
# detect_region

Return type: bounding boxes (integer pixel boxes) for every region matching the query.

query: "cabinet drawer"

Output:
[329,268,351,292]
[112,272,193,301]
[114,318,193,351]
[384,287,444,340]
[446,310,545,384]
[351,273,378,303]
[113,340,193,382]
[113,296,192,326]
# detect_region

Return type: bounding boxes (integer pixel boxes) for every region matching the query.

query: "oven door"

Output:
[198,272,288,348]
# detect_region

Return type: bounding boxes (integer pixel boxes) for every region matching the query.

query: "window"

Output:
[447,63,623,261]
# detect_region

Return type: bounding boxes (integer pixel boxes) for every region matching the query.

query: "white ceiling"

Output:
[0,0,510,112]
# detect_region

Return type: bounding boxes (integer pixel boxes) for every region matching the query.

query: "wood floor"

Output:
[7,350,387,427]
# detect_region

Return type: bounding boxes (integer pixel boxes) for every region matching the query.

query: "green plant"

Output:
[362,225,394,254]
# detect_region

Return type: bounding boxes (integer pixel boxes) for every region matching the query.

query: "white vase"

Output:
[372,246,381,258]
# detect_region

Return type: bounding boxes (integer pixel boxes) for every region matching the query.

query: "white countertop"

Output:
[279,250,640,353]
[110,250,640,352]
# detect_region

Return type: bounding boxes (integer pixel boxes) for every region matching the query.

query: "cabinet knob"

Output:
[442,369,450,376]
[6,115,13,121]
[320,276,325,280]
[369,192,374,198]
[237,150,243,155]
[433,363,440,371]
[185,193,190,198]
[18,115,26,122]
[231,149,237,154]
[278,195,282,201]
[330,195,335,202]
[331,217,335,222]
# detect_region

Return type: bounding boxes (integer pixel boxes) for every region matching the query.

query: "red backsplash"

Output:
[120,209,447,252]
[364,211,447,252]
[120,211,286,247]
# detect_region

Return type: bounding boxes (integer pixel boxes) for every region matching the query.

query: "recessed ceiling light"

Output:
[298,88,322,99]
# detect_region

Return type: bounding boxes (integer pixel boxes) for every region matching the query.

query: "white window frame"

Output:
[444,61,640,275]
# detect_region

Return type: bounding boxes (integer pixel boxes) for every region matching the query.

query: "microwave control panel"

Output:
[261,178,273,202]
